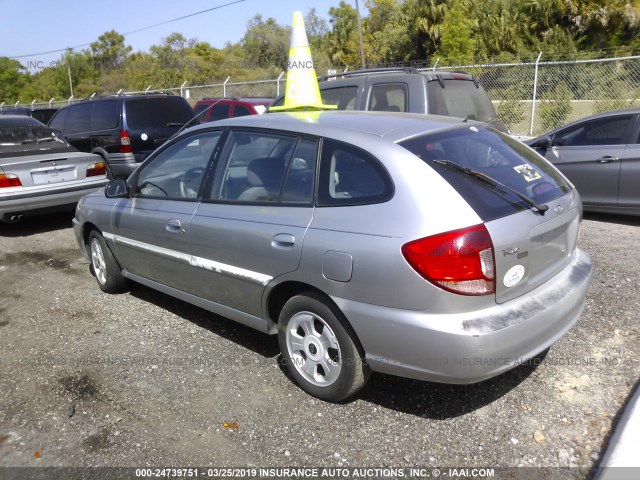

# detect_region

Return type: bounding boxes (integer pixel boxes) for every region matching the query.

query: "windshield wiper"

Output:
[432,159,548,214]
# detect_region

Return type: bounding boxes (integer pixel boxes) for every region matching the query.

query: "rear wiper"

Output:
[432,159,548,214]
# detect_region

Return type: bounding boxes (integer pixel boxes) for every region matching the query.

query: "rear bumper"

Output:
[335,248,592,384]
[0,180,108,222]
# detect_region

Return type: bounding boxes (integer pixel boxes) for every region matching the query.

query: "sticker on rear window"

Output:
[513,164,542,182]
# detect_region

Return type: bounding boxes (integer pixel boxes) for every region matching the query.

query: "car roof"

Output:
[195,97,273,105]
[187,110,473,143]
[318,67,476,82]
[0,115,47,127]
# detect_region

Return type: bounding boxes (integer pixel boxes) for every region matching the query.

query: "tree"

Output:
[400,0,449,60]
[434,0,476,65]
[327,1,361,67]
[90,30,132,72]
[241,15,290,70]
[0,58,28,102]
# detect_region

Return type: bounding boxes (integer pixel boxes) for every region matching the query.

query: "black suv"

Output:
[47,94,195,178]
[271,68,507,133]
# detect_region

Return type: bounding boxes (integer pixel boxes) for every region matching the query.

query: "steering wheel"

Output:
[139,181,168,197]
[179,167,205,198]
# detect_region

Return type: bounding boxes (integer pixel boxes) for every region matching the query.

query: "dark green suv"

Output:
[48,94,194,178]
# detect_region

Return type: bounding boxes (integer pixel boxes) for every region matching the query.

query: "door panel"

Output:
[187,131,318,317]
[109,198,198,289]
[544,145,624,206]
[107,130,222,290]
[544,115,634,206]
[189,204,313,317]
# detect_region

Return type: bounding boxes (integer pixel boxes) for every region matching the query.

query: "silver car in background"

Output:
[526,108,640,216]
[73,111,592,401]
[1,115,108,222]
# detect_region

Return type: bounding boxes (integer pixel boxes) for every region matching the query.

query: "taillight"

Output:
[402,224,495,295]
[119,129,132,153]
[0,173,22,188]
[86,161,106,177]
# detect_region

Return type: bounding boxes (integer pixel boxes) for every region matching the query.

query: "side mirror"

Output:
[105,178,130,198]
[533,136,552,149]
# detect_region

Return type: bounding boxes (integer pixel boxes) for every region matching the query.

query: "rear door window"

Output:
[48,109,67,131]
[320,86,358,110]
[234,105,253,117]
[210,103,231,121]
[210,130,298,203]
[400,126,570,221]
[91,100,118,131]
[65,103,92,134]
[368,83,408,112]
[427,79,496,123]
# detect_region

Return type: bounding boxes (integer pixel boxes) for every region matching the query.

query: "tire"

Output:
[277,291,371,402]
[88,230,128,294]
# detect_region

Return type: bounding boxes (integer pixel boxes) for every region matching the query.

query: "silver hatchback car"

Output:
[73,111,592,401]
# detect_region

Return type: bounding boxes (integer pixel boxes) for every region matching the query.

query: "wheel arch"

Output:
[265,280,366,356]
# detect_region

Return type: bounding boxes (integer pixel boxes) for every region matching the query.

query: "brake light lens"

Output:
[86,161,106,177]
[0,173,22,188]
[402,224,495,295]
[119,129,132,153]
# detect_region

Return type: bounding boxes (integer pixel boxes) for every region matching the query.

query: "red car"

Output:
[192,97,272,123]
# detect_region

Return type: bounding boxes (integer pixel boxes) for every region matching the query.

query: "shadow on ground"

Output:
[129,279,543,419]
[0,210,75,237]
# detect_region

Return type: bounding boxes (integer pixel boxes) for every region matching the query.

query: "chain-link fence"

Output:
[2,55,639,137]
[435,55,640,138]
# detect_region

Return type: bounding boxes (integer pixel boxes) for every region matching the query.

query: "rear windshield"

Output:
[0,118,74,157]
[126,97,193,129]
[399,126,571,221]
[427,79,496,123]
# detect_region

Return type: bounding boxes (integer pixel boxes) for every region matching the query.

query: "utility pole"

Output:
[67,64,74,98]
[355,0,366,69]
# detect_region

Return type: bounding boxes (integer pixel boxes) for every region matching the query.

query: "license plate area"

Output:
[31,166,76,185]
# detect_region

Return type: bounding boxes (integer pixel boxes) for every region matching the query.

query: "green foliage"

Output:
[241,15,290,70]
[539,81,573,131]
[434,0,475,65]
[0,58,28,102]
[3,1,640,104]
[496,86,526,127]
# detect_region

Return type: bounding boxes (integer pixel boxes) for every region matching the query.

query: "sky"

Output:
[0,0,348,72]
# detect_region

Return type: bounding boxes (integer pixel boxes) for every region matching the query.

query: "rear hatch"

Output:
[426,75,508,133]
[400,125,577,302]
[124,96,195,159]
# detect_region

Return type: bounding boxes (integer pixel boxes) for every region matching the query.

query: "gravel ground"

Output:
[0,211,639,477]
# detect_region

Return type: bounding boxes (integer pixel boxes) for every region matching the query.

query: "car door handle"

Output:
[166,219,185,234]
[596,156,618,163]
[272,233,295,248]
